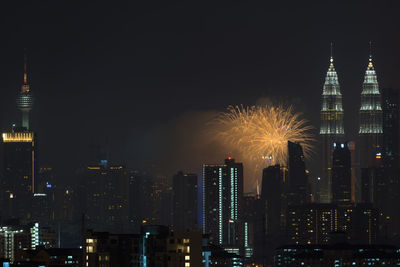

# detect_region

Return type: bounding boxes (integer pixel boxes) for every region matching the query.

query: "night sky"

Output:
[0,1,399,189]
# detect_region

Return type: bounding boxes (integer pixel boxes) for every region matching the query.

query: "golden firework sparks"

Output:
[213,104,314,191]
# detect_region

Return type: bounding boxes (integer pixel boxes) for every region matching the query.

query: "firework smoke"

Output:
[213,104,314,191]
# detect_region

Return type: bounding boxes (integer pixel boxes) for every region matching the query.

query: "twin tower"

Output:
[319,47,382,202]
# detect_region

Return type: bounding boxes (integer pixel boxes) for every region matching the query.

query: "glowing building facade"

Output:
[2,129,37,222]
[359,55,382,168]
[319,55,345,202]
[202,158,243,254]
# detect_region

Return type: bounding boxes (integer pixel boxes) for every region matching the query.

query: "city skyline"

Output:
[0,2,400,183]
[1,2,400,266]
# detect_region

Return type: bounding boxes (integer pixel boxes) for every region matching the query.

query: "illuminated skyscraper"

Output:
[319,48,345,202]
[359,52,382,168]
[1,55,37,222]
[202,157,243,254]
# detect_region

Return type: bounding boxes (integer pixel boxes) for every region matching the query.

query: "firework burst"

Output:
[213,104,314,191]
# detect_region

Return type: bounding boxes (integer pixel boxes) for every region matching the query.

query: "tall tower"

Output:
[202,157,243,254]
[319,45,345,202]
[16,53,34,130]
[1,53,37,223]
[359,48,383,168]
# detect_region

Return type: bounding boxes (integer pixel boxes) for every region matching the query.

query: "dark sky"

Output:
[0,1,399,186]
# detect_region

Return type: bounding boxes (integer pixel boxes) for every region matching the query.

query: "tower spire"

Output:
[368,41,374,70]
[329,42,335,71]
[23,49,28,85]
[21,49,30,93]
[369,41,372,59]
[17,49,34,130]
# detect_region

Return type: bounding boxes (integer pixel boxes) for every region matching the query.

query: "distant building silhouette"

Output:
[287,141,309,205]
[83,161,129,233]
[129,170,153,232]
[381,88,400,237]
[382,88,400,169]
[332,142,351,203]
[172,171,198,232]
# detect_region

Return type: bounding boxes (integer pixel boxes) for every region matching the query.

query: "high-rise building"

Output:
[242,193,258,261]
[287,203,378,246]
[83,162,129,233]
[382,88,400,169]
[260,165,283,236]
[381,88,400,236]
[128,170,153,232]
[150,175,172,226]
[254,165,285,265]
[202,157,243,253]
[359,53,383,168]
[287,141,309,205]
[319,50,345,203]
[1,56,36,223]
[331,142,351,203]
[172,171,198,232]
[287,203,338,245]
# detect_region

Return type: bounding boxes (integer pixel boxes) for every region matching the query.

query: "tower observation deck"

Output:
[16,53,34,130]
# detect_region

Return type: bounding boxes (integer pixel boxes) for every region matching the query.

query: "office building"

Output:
[287,141,309,206]
[172,171,198,232]
[287,203,378,246]
[287,203,337,245]
[319,51,345,203]
[381,88,400,236]
[83,162,129,233]
[202,157,243,253]
[359,53,382,168]
[331,142,351,203]
[150,175,172,226]
[382,88,400,169]
[128,170,154,232]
